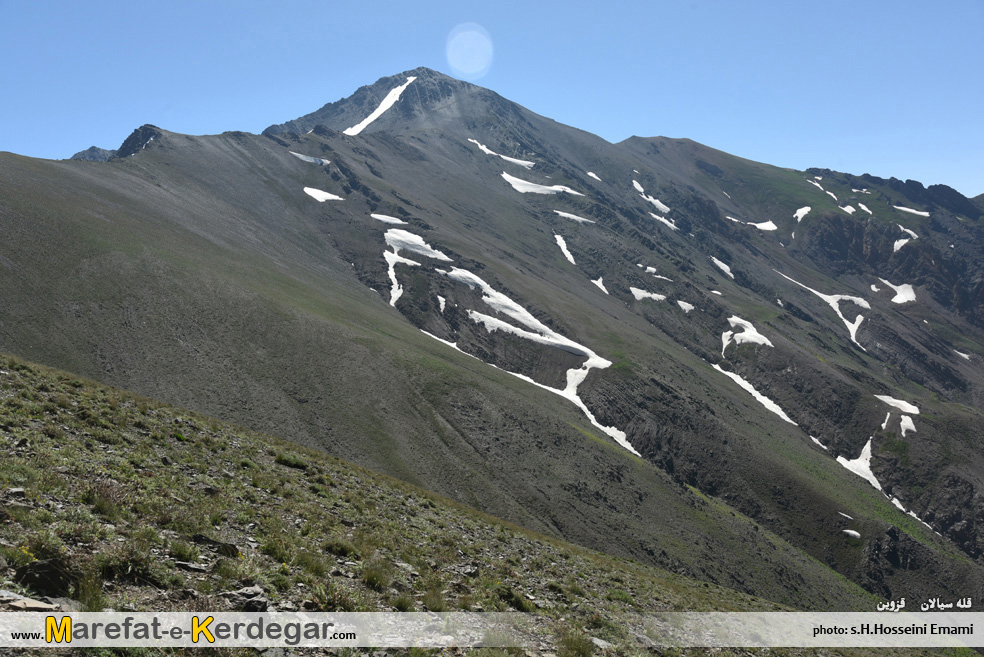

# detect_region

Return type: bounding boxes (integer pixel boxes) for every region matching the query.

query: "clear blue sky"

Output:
[2,0,981,196]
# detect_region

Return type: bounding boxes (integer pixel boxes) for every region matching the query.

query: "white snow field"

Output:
[554,235,576,264]
[808,180,824,191]
[894,206,930,217]
[900,415,916,437]
[344,76,417,136]
[898,225,918,239]
[303,187,344,202]
[836,438,882,490]
[371,213,407,225]
[440,267,639,455]
[955,350,972,361]
[838,512,853,520]
[721,316,773,356]
[877,278,916,304]
[630,287,666,301]
[859,203,872,215]
[794,207,811,222]
[711,257,734,279]
[748,221,778,231]
[811,436,829,450]
[382,229,452,307]
[290,151,329,165]
[437,295,446,313]
[843,530,861,539]
[586,171,602,181]
[893,239,911,252]
[633,180,672,213]
[591,277,609,294]
[501,172,583,195]
[874,395,919,414]
[677,301,695,313]
[552,210,595,224]
[840,205,856,215]
[650,212,679,231]
[775,270,869,350]
[467,138,535,169]
[712,364,797,425]
[826,191,838,201]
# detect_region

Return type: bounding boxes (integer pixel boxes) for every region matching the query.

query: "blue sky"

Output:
[2,0,981,196]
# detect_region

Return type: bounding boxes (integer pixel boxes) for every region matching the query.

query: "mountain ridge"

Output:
[3,67,984,611]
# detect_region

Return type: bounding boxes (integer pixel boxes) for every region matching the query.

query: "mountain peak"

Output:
[263,67,491,137]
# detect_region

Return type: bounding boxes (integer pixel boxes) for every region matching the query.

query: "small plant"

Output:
[558,629,594,657]
[274,452,308,470]
[422,587,446,612]
[325,537,357,558]
[392,594,414,611]
[73,567,108,612]
[169,539,199,562]
[360,556,391,591]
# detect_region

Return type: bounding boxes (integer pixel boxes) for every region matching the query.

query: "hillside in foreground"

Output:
[0,352,962,657]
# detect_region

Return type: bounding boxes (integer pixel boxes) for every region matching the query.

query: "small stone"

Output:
[7,488,26,498]
[175,561,208,573]
[9,598,59,612]
[590,637,613,650]
[241,597,269,612]
[161,456,174,466]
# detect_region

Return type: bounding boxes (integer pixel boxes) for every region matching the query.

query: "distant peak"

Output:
[114,124,163,159]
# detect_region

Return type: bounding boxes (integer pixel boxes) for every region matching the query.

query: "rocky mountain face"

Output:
[69,146,117,161]
[2,67,984,610]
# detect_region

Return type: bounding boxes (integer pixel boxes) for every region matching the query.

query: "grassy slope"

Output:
[1,352,966,657]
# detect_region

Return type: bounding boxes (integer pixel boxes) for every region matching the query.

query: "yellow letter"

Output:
[46,616,71,644]
[192,616,214,644]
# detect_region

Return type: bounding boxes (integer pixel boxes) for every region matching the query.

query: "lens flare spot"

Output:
[446,23,493,79]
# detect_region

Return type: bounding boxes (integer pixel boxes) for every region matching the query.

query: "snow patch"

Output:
[877,278,916,304]
[384,229,453,262]
[748,220,778,231]
[711,257,734,279]
[859,203,872,215]
[775,270,869,350]
[712,364,797,425]
[836,438,882,491]
[468,139,535,169]
[871,284,880,292]
[875,395,919,414]
[826,191,838,201]
[898,225,918,239]
[894,206,930,217]
[807,180,824,191]
[502,172,583,196]
[711,290,722,296]
[303,187,343,202]
[677,301,694,313]
[840,205,856,215]
[794,207,811,222]
[843,530,861,539]
[721,316,773,356]
[591,277,609,294]
[587,171,601,181]
[554,235,576,264]
[553,210,595,224]
[290,151,329,165]
[811,436,829,450]
[383,250,420,306]
[633,180,671,213]
[900,415,916,437]
[650,212,678,231]
[723,191,731,199]
[632,180,645,193]
[630,288,666,302]
[344,76,417,136]
[371,213,407,225]
[440,268,638,455]
[955,350,971,361]
[437,295,446,313]
[893,239,911,252]
[838,512,853,520]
